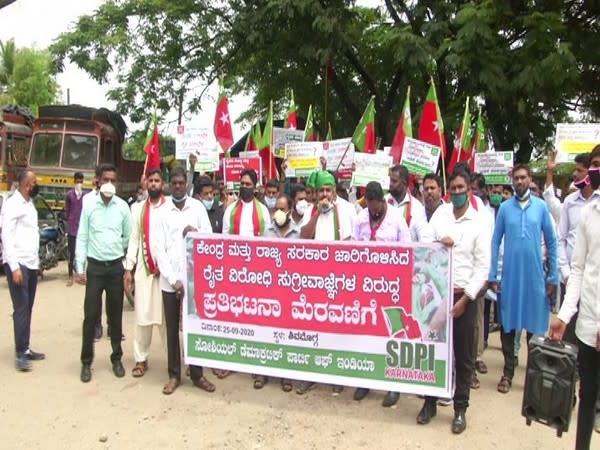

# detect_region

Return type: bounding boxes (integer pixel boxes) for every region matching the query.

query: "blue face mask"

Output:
[265,197,277,209]
[202,199,214,210]
[451,192,468,209]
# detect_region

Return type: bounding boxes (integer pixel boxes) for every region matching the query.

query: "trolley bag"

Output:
[522,335,577,437]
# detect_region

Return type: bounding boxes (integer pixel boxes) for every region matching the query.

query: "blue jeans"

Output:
[4,264,38,356]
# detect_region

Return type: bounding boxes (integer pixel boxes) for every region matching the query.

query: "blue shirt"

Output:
[75,194,132,273]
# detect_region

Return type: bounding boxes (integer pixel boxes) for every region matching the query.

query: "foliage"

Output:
[123,127,175,160]
[51,0,599,163]
[0,39,60,115]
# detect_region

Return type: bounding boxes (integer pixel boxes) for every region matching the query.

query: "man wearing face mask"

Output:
[351,181,411,403]
[194,176,224,233]
[263,178,280,217]
[261,193,300,392]
[155,167,216,395]
[124,169,167,379]
[417,170,490,434]
[386,165,433,243]
[290,183,308,226]
[298,170,356,395]
[489,185,504,212]
[223,169,270,237]
[1,169,45,372]
[65,172,85,287]
[76,164,132,383]
[488,163,558,394]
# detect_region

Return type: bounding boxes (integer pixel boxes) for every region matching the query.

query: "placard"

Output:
[474,151,513,185]
[351,152,392,189]
[555,123,600,163]
[223,157,263,191]
[323,138,355,180]
[284,142,323,177]
[400,137,441,175]
[176,124,219,172]
[273,127,305,159]
[184,236,454,398]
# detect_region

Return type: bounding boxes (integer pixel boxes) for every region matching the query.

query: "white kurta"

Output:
[125,200,165,326]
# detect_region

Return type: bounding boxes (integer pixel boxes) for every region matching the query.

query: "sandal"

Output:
[471,374,481,389]
[192,376,216,393]
[497,376,511,394]
[281,379,293,392]
[162,378,179,395]
[253,375,268,389]
[212,369,232,379]
[132,361,147,378]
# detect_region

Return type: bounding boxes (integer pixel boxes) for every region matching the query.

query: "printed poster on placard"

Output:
[176,124,219,172]
[351,152,392,189]
[555,123,600,163]
[273,127,305,159]
[474,152,513,185]
[323,138,355,180]
[223,158,262,191]
[284,141,323,177]
[183,235,454,398]
[400,137,441,176]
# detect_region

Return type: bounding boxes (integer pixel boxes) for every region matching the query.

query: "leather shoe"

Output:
[16,355,32,372]
[382,391,400,407]
[81,364,92,382]
[452,410,467,434]
[112,361,125,378]
[416,400,437,424]
[25,350,45,361]
[353,388,370,401]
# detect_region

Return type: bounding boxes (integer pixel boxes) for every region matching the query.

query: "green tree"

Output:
[0,39,60,114]
[51,1,598,163]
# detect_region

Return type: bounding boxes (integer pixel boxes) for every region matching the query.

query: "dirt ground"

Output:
[0,262,581,449]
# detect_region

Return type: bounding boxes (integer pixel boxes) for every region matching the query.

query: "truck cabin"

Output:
[0,112,32,191]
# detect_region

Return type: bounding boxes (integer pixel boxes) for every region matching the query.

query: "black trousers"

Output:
[163,291,203,382]
[576,338,600,450]
[500,328,532,380]
[81,259,124,365]
[427,293,477,411]
[483,298,492,343]
[5,264,38,356]
[67,235,76,277]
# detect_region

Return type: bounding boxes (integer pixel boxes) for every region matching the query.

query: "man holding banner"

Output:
[155,167,216,395]
[416,170,490,434]
[385,165,432,243]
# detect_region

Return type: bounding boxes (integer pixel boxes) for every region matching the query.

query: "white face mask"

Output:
[295,199,308,216]
[99,182,116,198]
[75,183,83,193]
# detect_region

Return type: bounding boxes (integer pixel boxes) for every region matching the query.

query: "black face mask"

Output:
[589,167,600,190]
[147,189,161,199]
[239,187,254,202]
[29,184,39,198]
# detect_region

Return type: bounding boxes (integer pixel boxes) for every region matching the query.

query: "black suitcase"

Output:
[522,335,578,437]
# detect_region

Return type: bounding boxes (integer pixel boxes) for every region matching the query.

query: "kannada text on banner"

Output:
[555,123,600,163]
[474,151,513,185]
[183,235,454,398]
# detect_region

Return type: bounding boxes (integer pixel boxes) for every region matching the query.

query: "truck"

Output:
[0,106,33,191]
[27,104,144,209]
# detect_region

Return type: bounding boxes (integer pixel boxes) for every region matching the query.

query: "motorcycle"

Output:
[37,197,67,275]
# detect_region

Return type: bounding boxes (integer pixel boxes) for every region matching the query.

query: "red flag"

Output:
[214,89,234,152]
[390,86,412,164]
[447,97,472,175]
[418,78,446,161]
[284,90,298,129]
[143,124,161,175]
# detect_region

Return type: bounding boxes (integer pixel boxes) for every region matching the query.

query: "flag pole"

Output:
[335,95,375,173]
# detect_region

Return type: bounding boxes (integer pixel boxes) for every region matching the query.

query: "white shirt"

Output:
[542,183,563,226]
[1,190,39,271]
[557,197,600,347]
[429,203,491,300]
[222,199,270,237]
[125,199,166,271]
[384,192,433,243]
[155,197,212,292]
[557,189,600,281]
[301,198,356,241]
